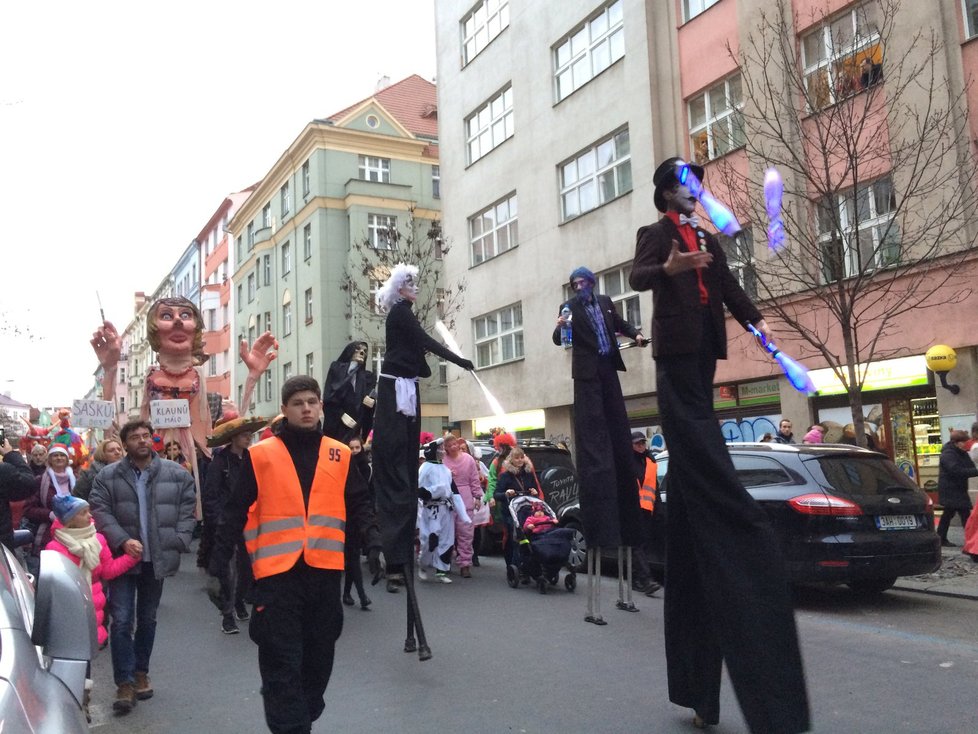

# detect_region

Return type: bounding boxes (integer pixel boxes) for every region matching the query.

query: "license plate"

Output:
[876,515,917,530]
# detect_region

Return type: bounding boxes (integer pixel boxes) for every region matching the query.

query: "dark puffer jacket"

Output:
[937,441,978,510]
[90,455,197,579]
[0,451,39,549]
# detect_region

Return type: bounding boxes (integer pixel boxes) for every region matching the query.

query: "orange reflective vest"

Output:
[638,456,656,513]
[244,436,349,579]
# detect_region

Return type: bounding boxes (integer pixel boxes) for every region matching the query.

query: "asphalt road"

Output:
[88,550,978,734]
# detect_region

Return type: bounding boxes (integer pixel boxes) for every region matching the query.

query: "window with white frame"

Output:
[688,75,744,165]
[599,266,642,328]
[248,324,256,347]
[283,362,293,382]
[560,127,631,221]
[367,214,398,249]
[432,165,440,198]
[801,2,882,109]
[371,345,384,376]
[469,193,518,265]
[263,311,272,334]
[254,261,261,292]
[438,359,448,386]
[247,223,255,249]
[369,279,384,315]
[682,0,719,22]
[263,370,272,402]
[280,182,291,216]
[461,0,510,65]
[302,160,311,196]
[553,0,624,102]
[303,224,312,261]
[966,0,978,39]
[466,85,514,165]
[473,302,524,368]
[206,309,216,331]
[262,204,271,229]
[282,241,291,275]
[358,155,391,183]
[718,229,757,299]
[304,288,313,323]
[817,176,899,282]
[263,254,271,285]
[247,273,255,302]
[209,356,217,377]
[119,396,125,413]
[237,284,243,312]
[305,352,314,377]
[282,292,293,336]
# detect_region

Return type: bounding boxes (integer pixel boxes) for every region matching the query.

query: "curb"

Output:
[892,582,978,601]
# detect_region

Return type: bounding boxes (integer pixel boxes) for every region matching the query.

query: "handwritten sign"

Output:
[71,399,115,429]
[150,399,191,429]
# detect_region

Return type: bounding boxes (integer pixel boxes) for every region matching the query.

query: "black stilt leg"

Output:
[404,557,431,661]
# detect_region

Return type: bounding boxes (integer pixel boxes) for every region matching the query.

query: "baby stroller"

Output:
[506,495,577,594]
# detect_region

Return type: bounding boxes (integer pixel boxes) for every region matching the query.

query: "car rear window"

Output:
[813,455,919,496]
[731,455,793,487]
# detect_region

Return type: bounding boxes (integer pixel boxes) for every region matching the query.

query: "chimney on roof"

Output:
[376,75,391,92]
[134,291,146,312]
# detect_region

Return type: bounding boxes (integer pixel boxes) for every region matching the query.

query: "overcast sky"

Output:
[0,0,437,408]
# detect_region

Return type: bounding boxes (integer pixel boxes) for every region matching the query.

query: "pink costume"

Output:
[45,520,140,646]
[443,451,483,569]
[523,513,558,535]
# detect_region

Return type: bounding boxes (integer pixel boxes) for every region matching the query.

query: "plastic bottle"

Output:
[560,306,573,347]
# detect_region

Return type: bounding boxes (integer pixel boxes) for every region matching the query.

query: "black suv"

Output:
[653,443,942,594]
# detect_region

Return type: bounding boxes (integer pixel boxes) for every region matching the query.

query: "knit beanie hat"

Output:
[52,494,89,525]
[802,428,824,444]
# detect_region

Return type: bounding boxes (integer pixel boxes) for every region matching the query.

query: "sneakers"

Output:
[234,603,250,621]
[417,566,429,581]
[435,572,452,584]
[221,614,240,635]
[114,682,137,713]
[133,671,153,700]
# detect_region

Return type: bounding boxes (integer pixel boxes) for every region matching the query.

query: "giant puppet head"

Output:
[146,297,208,366]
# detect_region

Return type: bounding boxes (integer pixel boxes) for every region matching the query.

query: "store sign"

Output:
[737,379,781,406]
[714,385,737,409]
[808,356,929,396]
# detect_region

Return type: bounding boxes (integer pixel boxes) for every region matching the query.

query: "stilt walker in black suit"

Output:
[630,157,810,733]
[371,264,474,660]
[553,266,648,625]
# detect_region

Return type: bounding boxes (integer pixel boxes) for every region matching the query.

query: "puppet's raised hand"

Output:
[240,331,279,377]
[91,321,122,370]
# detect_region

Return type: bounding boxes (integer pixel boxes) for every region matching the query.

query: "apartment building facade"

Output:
[435,0,978,488]
[228,76,447,432]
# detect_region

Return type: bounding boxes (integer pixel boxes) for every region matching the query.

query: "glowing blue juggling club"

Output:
[764,167,787,253]
[745,322,818,395]
[676,161,742,237]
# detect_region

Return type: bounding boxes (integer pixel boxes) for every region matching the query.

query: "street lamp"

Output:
[925,344,960,395]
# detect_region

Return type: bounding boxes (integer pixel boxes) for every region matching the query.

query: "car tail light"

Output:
[787,493,863,516]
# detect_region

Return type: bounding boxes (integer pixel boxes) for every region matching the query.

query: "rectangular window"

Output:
[208,356,217,377]
[222,304,228,327]
[469,193,518,265]
[255,261,261,291]
[302,160,311,196]
[206,309,216,331]
[303,224,312,261]
[367,214,398,249]
[599,266,642,327]
[304,288,313,323]
[438,359,448,386]
[283,302,293,335]
[247,273,256,302]
[237,385,243,410]
[263,254,271,286]
[119,396,125,413]
[371,345,384,376]
[553,0,624,102]
[466,85,514,164]
[682,0,719,22]
[369,279,384,315]
[967,0,978,39]
[262,203,271,229]
[358,155,391,183]
[560,127,632,221]
[432,165,441,198]
[305,353,315,377]
[818,176,899,282]
[688,75,745,165]
[280,182,291,217]
[263,311,272,334]
[801,2,883,109]
[473,302,524,368]
[248,325,256,348]
[264,371,272,402]
[282,241,291,275]
[236,284,243,312]
[461,0,510,65]
[247,223,255,249]
[283,362,293,382]
[718,230,758,299]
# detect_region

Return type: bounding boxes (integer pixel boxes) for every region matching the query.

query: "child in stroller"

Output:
[506,496,576,593]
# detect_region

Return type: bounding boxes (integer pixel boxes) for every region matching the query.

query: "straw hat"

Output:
[207,416,269,448]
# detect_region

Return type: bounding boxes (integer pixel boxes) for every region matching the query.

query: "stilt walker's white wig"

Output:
[375,263,419,313]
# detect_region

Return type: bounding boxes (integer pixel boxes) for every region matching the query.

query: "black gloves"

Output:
[367,547,382,580]
[418,486,433,501]
[457,358,475,371]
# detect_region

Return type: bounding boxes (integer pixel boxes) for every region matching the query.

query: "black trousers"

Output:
[573,358,641,548]
[249,564,343,734]
[656,315,810,734]
[937,503,972,539]
[372,376,420,567]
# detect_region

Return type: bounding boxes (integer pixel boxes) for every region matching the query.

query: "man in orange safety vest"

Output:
[631,432,662,596]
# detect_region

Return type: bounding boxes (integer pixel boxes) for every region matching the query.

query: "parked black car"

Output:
[652,443,942,594]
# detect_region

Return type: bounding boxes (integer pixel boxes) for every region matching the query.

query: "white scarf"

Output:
[53,523,100,587]
[41,466,76,499]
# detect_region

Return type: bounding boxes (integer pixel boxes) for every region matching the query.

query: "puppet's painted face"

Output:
[154,303,196,356]
[352,344,367,364]
[399,275,418,303]
[664,182,696,215]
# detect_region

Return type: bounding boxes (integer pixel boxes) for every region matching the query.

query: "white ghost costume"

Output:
[417,461,471,572]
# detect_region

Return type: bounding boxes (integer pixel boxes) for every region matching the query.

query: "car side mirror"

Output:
[31,550,98,705]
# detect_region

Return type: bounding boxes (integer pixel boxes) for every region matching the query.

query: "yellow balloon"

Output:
[925,344,957,373]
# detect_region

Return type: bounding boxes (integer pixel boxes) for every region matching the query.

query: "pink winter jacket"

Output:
[45,520,140,646]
